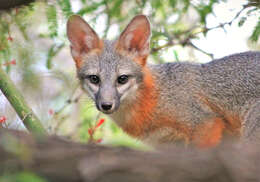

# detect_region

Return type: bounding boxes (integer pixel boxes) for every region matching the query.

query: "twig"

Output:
[188,41,214,58]
[51,85,83,133]
[204,3,253,33]
[151,40,174,53]
[54,84,81,116]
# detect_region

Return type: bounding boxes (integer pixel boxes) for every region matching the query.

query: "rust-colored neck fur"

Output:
[123,67,158,137]
[122,68,241,148]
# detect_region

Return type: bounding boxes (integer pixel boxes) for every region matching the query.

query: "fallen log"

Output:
[0,128,260,182]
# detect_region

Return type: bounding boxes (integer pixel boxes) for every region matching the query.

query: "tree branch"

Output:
[0,67,47,136]
[188,41,214,58]
[203,3,253,33]
[0,0,34,10]
[0,129,260,182]
[151,2,256,59]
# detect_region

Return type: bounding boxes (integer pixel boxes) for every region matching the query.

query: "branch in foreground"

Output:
[0,129,260,182]
[0,67,47,136]
[0,0,35,10]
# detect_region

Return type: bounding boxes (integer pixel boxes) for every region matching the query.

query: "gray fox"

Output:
[67,15,260,147]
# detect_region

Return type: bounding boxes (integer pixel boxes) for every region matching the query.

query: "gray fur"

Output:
[79,46,260,143]
[151,51,260,118]
[68,15,260,145]
[149,51,260,143]
[78,40,144,113]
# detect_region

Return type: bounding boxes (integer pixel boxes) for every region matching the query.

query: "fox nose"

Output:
[101,102,113,111]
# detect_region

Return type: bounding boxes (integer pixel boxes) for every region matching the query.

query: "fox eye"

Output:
[117,75,129,84]
[88,75,100,84]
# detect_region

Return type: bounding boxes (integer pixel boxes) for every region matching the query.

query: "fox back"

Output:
[67,15,260,147]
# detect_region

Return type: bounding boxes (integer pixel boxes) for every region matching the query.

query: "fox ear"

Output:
[116,15,151,66]
[67,15,102,68]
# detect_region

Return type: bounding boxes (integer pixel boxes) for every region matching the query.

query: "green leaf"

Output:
[77,2,103,16]
[46,4,58,38]
[46,43,65,69]
[169,0,177,9]
[1,171,47,182]
[58,0,73,18]
[110,0,123,17]
[12,4,35,40]
[151,0,162,9]
[173,50,179,62]
[183,0,190,12]
[250,18,260,42]
[246,7,258,16]
[195,0,217,24]
[238,17,247,27]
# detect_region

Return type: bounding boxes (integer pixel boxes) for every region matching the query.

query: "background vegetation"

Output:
[0,0,259,181]
[0,0,259,148]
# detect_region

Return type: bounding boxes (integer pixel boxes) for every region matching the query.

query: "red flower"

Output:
[88,128,94,136]
[0,116,7,123]
[48,109,54,115]
[96,138,102,143]
[87,118,105,143]
[7,36,13,42]
[15,8,19,15]
[95,118,105,129]
[7,31,13,42]
[2,59,16,66]
[10,59,16,65]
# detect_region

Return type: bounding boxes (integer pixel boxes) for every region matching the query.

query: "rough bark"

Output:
[0,128,259,182]
[0,0,35,10]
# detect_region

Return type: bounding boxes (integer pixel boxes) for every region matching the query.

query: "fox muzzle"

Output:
[96,85,120,114]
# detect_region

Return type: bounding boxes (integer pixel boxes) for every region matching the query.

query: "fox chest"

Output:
[111,111,241,148]
[111,110,192,145]
[139,126,191,147]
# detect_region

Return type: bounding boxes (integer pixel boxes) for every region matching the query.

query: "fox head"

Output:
[67,15,151,114]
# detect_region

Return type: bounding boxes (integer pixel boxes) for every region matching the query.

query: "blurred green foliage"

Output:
[1,171,47,182]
